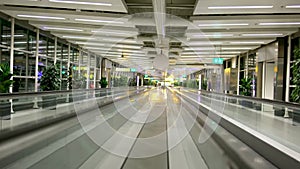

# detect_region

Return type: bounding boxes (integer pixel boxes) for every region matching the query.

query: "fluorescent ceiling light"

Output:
[230,41,264,44]
[2,34,24,38]
[184,47,215,51]
[259,22,300,25]
[102,38,138,44]
[75,18,123,24]
[49,0,112,6]
[91,30,137,35]
[192,34,234,38]
[182,51,240,55]
[241,33,283,36]
[17,14,65,20]
[198,23,249,27]
[63,36,95,40]
[43,27,83,32]
[188,41,223,45]
[221,47,252,50]
[285,5,300,8]
[208,6,273,9]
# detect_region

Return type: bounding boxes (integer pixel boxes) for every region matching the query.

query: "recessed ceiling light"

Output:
[49,0,112,6]
[208,6,273,9]
[259,22,300,25]
[241,33,283,36]
[230,41,264,44]
[192,33,234,38]
[198,23,249,27]
[63,36,95,40]
[43,27,83,32]
[285,5,300,8]
[188,41,223,45]
[17,14,65,20]
[2,34,24,38]
[221,47,252,50]
[75,18,124,24]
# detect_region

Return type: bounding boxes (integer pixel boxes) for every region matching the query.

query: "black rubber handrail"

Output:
[192,89,300,109]
[0,87,143,99]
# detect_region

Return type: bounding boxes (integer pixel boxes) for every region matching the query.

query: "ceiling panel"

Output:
[0,0,128,13]
[194,0,300,15]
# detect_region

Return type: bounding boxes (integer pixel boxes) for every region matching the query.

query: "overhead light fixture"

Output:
[17,14,65,20]
[184,47,215,51]
[2,34,24,38]
[49,0,112,6]
[230,41,264,44]
[43,27,83,32]
[241,33,283,36]
[285,5,300,8]
[63,36,95,40]
[221,47,252,50]
[75,18,124,24]
[259,22,300,26]
[91,30,136,35]
[188,41,223,45]
[208,6,273,9]
[198,23,249,27]
[192,33,234,38]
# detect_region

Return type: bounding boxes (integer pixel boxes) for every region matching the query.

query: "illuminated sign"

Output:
[213,58,224,64]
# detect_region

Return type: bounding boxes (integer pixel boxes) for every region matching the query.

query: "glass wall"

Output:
[0,16,104,93]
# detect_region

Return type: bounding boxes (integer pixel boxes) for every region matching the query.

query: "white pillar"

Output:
[34,29,39,92]
[246,52,249,78]
[54,37,57,64]
[86,53,90,89]
[33,29,39,109]
[78,50,81,76]
[9,18,14,94]
[94,56,97,88]
[9,18,15,113]
[199,74,202,90]
[136,75,139,87]
[285,35,292,102]
[237,55,241,95]
[67,43,70,91]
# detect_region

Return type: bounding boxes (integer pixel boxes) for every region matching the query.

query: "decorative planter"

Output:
[0,101,11,120]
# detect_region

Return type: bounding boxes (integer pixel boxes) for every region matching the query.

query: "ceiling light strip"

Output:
[43,27,83,32]
[208,6,273,9]
[198,23,249,27]
[259,22,300,25]
[49,0,112,6]
[17,14,65,20]
[75,18,123,24]
[285,5,300,8]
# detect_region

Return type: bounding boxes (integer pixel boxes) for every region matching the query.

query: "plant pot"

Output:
[0,101,11,120]
[42,96,57,110]
[274,108,285,116]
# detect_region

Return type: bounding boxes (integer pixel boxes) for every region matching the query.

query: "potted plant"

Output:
[239,77,253,108]
[99,77,108,88]
[0,63,14,120]
[40,64,60,109]
[290,47,300,122]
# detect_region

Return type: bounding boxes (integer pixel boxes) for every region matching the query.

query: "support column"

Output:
[237,55,241,95]
[94,56,97,88]
[54,37,57,64]
[33,29,39,109]
[34,29,39,92]
[285,35,292,102]
[9,18,15,113]
[275,37,288,101]
[67,43,70,91]
[136,74,139,87]
[9,18,14,94]
[87,53,90,89]
[199,74,202,90]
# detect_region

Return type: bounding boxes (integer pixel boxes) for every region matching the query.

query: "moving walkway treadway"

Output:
[0,87,299,169]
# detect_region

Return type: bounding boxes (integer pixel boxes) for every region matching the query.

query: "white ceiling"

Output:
[0,0,299,77]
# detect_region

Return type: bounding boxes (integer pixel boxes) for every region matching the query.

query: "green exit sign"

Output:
[130,68,137,72]
[213,58,224,64]
[144,74,148,78]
